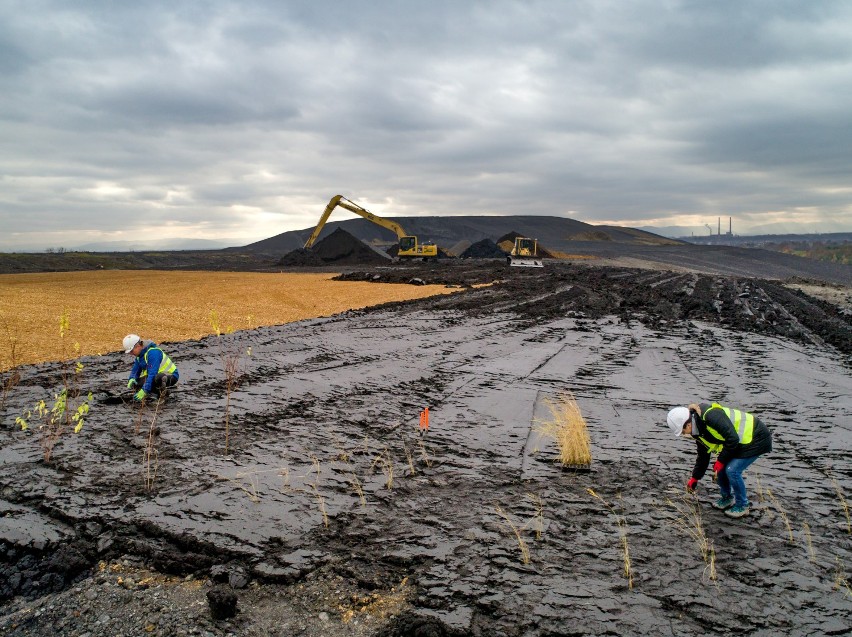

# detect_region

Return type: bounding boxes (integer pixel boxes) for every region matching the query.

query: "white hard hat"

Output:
[666,407,690,437]
[123,334,141,353]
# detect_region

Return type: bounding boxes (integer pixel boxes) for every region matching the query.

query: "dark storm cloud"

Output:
[1,0,851,250]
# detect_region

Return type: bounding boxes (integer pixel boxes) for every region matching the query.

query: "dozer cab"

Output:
[508,237,544,268]
[304,195,438,260]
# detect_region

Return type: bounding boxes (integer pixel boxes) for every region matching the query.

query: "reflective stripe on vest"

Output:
[143,347,177,375]
[697,427,725,453]
[703,403,755,445]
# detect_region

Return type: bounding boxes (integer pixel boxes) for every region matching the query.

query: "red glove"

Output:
[686,477,698,493]
[713,460,725,474]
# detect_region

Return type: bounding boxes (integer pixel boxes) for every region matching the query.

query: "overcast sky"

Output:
[2,0,851,250]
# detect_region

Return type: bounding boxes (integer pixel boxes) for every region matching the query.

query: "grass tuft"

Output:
[766,489,795,544]
[830,477,851,534]
[802,522,815,562]
[495,505,531,565]
[535,393,592,467]
[371,448,394,490]
[587,489,634,589]
[664,493,717,582]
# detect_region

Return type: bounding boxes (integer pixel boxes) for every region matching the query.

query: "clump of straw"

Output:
[535,393,592,467]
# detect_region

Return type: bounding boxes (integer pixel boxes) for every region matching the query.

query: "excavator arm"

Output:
[303,195,438,258]
[304,195,407,248]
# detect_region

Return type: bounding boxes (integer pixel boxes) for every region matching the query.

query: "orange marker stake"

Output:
[419,407,429,434]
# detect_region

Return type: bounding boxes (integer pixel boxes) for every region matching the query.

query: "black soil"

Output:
[1,260,851,636]
[279,228,391,266]
[277,248,326,267]
[459,239,506,259]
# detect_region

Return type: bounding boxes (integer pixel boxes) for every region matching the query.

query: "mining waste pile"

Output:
[459,238,506,259]
[278,228,391,267]
[1,261,851,636]
[277,228,561,265]
[496,231,556,258]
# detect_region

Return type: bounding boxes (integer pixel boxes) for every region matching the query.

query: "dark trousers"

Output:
[135,373,178,395]
[152,373,178,394]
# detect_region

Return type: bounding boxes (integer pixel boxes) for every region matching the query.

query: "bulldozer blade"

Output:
[509,258,544,268]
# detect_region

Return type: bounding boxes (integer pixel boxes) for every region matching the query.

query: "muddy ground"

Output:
[1,261,851,636]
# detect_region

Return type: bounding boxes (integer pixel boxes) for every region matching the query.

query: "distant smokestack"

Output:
[718,217,721,235]
[729,216,732,235]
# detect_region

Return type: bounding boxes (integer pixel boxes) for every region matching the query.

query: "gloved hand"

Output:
[127,378,137,390]
[713,460,725,475]
[686,477,698,493]
[134,388,147,402]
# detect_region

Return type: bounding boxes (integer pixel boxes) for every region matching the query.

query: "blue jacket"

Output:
[129,342,179,392]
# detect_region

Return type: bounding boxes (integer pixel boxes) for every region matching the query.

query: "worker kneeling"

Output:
[666,402,772,519]
[123,334,180,402]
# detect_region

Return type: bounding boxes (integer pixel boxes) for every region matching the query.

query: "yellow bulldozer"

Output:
[508,237,544,267]
[304,195,438,259]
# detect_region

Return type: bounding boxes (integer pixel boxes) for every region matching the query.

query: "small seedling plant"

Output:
[494,493,546,565]
[0,312,22,409]
[663,492,717,582]
[15,310,93,462]
[588,488,634,589]
[142,394,167,491]
[209,310,252,454]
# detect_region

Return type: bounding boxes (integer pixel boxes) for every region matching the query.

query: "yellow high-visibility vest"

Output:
[697,403,755,452]
[138,346,177,378]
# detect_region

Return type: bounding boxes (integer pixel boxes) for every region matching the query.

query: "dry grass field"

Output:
[0,270,460,371]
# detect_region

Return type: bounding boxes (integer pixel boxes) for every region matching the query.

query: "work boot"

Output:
[712,496,735,510]
[725,504,750,518]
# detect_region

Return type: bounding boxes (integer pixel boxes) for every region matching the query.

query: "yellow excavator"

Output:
[508,237,544,267]
[304,195,438,259]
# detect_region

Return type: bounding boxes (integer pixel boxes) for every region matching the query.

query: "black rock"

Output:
[206,585,238,620]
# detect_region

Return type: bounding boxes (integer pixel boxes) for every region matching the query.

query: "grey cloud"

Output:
[1,0,851,249]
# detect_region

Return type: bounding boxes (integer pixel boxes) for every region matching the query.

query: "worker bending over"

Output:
[123,334,179,402]
[666,402,772,518]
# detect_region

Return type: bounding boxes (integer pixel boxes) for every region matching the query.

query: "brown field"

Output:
[0,270,459,371]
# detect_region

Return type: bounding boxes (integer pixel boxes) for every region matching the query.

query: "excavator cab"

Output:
[399,236,417,253]
[398,236,438,259]
[508,237,544,268]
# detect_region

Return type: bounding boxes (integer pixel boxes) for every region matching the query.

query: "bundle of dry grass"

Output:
[535,392,592,467]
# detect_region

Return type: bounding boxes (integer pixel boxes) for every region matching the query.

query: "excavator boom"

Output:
[304,195,437,258]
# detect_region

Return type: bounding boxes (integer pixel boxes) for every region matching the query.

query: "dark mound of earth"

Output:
[459,238,506,258]
[496,231,523,245]
[496,231,556,258]
[277,248,325,267]
[339,262,852,356]
[281,228,391,266]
